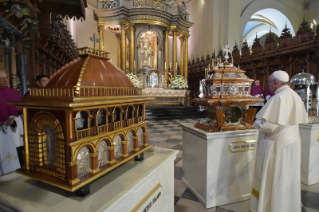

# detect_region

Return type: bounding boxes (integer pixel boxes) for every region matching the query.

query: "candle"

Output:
[134,60,136,68]
[176,62,177,69]
[165,62,166,69]
[170,62,172,70]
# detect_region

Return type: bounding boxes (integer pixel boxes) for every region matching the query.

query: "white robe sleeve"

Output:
[254,118,279,134]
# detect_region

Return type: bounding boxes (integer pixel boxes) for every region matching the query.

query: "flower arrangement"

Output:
[170,75,188,89]
[126,72,142,88]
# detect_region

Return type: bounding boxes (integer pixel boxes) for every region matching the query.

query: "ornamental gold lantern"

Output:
[11,48,152,195]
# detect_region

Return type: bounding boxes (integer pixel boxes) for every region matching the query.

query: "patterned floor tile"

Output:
[146,118,319,212]
[172,144,183,151]
[174,157,182,165]
[218,200,249,212]
[181,188,200,202]
[215,208,235,212]
[301,190,319,210]
[304,207,319,212]
[175,198,216,212]
[174,166,183,180]
[175,159,183,168]
[174,179,187,197]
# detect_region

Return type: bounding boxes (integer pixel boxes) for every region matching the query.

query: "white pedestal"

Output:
[181,123,258,208]
[300,123,319,185]
[0,147,177,212]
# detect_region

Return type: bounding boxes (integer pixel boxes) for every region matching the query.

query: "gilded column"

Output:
[165,30,169,88]
[184,34,189,80]
[90,152,100,174]
[120,23,127,72]
[116,34,121,68]
[122,140,128,157]
[98,25,104,50]
[143,133,148,147]
[180,36,184,77]
[173,30,177,76]
[108,146,116,164]
[130,25,135,74]
[10,35,17,89]
[133,136,139,151]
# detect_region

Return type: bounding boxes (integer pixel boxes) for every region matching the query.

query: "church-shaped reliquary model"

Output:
[193,46,263,132]
[12,48,152,193]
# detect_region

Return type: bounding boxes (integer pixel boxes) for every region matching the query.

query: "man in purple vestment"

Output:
[0,70,23,172]
[0,71,22,125]
[265,86,274,101]
[250,80,264,113]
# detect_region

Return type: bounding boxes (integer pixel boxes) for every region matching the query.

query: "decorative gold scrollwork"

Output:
[133,0,168,11]
[102,0,120,9]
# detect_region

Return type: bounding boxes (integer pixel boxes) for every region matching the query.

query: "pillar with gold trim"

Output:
[173,30,177,76]
[184,34,189,80]
[180,36,184,77]
[116,34,121,68]
[129,24,135,74]
[165,30,169,88]
[98,25,104,51]
[120,23,127,72]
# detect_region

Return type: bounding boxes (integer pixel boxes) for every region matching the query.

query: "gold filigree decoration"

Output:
[102,0,120,9]
[2,152,18,163]
[29,111,66,178]
[133,0,168,11]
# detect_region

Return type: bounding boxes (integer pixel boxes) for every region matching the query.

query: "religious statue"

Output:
[140,37,154,68]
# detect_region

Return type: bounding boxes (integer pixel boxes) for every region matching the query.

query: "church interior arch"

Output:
[243,8,295,47]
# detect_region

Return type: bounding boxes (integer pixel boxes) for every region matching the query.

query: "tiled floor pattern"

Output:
[146,119,319,212]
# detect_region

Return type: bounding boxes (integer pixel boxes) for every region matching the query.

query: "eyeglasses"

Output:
[0,77,8,81]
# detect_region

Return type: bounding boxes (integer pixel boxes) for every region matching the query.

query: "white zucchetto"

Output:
[273,70,289,82]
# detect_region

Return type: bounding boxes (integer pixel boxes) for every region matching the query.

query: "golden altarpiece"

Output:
[94,0,193,105]
[10,48,152,195]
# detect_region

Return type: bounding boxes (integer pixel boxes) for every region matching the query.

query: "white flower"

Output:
[126,72,142,88]
[170,75,188,89]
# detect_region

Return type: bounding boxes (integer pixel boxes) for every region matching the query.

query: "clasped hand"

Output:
[0,118,15,127]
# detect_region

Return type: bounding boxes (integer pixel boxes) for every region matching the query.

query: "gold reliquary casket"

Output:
[10,48,152,195]
[193,47,263,132]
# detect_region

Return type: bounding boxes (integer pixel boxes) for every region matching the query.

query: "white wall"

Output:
[70,4,118,64]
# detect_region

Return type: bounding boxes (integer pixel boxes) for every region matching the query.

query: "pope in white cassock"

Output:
[249,70,308,212]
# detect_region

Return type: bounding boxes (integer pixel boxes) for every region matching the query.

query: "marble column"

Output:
[120,23,126,72]
[173,30,177,76]
[180,36,184,77]
[165,30,169,88]
[129,25,135,74]
[98,25,104,51]
[116,34,121,68]
[184,34,189,80]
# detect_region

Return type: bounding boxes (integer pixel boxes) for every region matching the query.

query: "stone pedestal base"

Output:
[0,147,177,212]
[181,123,258,208]
[300,123,319,185]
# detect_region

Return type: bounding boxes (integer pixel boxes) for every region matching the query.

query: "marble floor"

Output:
[146,118,319,212]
